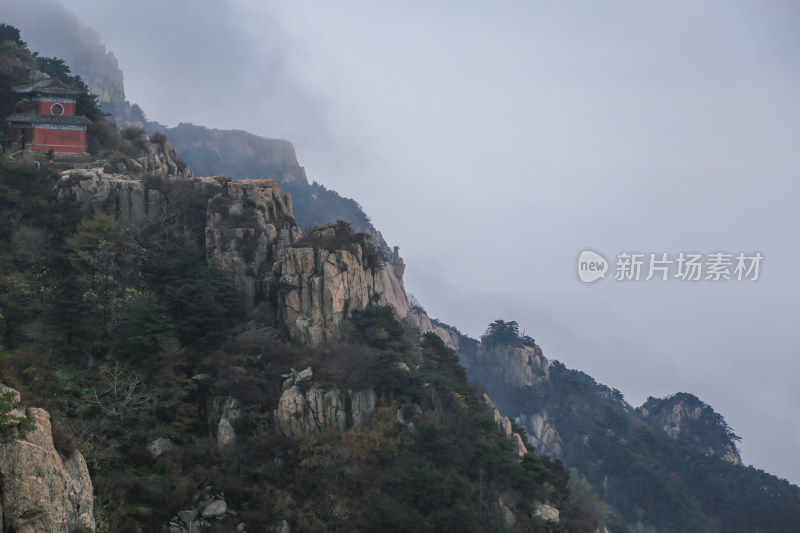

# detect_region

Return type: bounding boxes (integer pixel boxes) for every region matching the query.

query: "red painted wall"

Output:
[30,128,86,153]
[34,100,76,116]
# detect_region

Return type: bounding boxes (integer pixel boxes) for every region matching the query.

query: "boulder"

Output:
[209,396,242,449]
[146,437,175,458]
[274,384,377,438]
[272,519,291,533]
[201,499,227,518]
[534,503,560,522]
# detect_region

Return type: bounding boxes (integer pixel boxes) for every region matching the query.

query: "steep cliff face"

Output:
[140,139,193,179]
[205,178,301,307]
[380,245,411,319]
[515,411,563,457]
[274,222,390,346]
[0,385,95,533]
[58,170,409,345]
[480,393,528,457]
[638,393,742,465]
[273,368,377,437]
[462,340,549,388]
[58,170,302,308]
[461,339,559,455]
[405,309,460,350]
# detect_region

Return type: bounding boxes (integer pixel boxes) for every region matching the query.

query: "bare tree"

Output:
[84,363,152,421]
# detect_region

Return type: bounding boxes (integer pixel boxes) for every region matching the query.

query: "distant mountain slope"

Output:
[460,322,800,532]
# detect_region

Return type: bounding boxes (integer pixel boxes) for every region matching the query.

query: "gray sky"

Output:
[6,1,799,483]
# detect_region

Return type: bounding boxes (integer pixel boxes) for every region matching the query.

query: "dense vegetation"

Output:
[469,324,800,533]
[0,155,585,531]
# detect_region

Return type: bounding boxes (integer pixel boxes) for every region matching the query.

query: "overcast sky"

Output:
[5,0,799,484]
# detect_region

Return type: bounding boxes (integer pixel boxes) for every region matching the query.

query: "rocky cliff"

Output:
[58,168,302,307]
[405,308,460,350]
[459,337,561,455]
[273,367,377,438]
[638,393,742,465]
[274,222,392,346]
[0,385,95,533]
[205,177,301,308]
[462,340,550,389]
[57,170,409,345]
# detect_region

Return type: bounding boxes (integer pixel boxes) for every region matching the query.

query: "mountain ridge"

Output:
[2,18,799,533]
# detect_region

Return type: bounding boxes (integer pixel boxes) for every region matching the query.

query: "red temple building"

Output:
[6,78,91,155]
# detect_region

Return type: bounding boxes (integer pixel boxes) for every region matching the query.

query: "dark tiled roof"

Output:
[7,113,91,127]
[12,78,83,96]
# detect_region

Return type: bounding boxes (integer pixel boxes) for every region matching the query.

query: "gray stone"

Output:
[146,437,175,458]
[209,396,242,449]
[396,403,422,428]
[534,503,560,522]
[178,509,196,527]
[272,519,291,533]
[351,389,377,427]
[201,499,227,518]
[217,419,236,448]
[518,412,563,457]
[498,496,516,528]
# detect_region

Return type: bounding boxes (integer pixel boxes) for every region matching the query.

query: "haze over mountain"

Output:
[2,0,799,489]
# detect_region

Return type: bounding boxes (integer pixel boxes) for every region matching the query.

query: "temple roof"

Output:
[12,77,83,97]
[7,113,91,127]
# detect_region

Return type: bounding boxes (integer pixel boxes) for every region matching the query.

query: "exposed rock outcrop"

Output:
[57,164,415,349]
[481,393,528,457]
[146,437,175,458]
[274,222,389,346]
[57,172,301,309]
[167,488,231,533]
[534,503,560,523]
[637,393,742,465]
[209,396,243,449]
[463,341,549,388]
[141,139,193,178]
[274,371,377,438]
[205,178,301,307]
[405,308,461,350]
[516,412,563,457]
[0,385,95,533]
[380,244,410,318]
